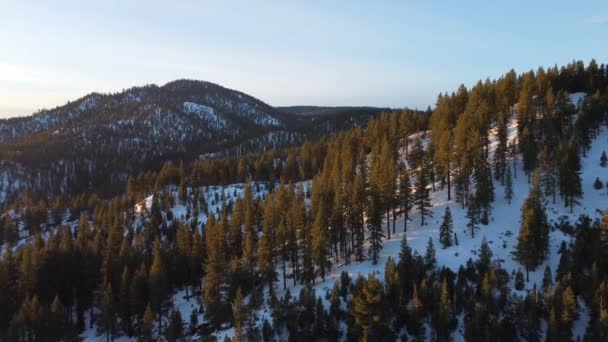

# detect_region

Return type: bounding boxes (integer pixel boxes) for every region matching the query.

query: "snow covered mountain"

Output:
[0,80,386,201]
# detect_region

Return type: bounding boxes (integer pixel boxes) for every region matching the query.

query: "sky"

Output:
[0,0,607,118]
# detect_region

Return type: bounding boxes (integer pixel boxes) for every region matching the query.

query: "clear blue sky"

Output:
[1,0,607,117]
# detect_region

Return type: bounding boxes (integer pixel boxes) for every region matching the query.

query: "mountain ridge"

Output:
[0,79,398,201]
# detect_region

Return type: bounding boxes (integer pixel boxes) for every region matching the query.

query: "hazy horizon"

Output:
[1,0,607,118]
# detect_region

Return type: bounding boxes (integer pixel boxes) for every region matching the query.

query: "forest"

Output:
[1,60,608,341]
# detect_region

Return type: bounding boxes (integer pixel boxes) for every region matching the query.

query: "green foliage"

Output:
[439,207,454,248]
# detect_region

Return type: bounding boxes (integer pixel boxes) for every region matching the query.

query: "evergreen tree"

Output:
[478,237,493,270]
[233,288,246,342]
[384,257,400,312]
[439,207,454,248]
[398,164,413,232]
[504,165,514,204]
[494,111,509,183]
[50,295,67,341]
[350,173,366,262]
[242,181,257,280]
[594,177,604,190]
[312,203,331,282]
[515,171,549,277]
[353,274,385,342]
[329,281,342,319]
[561,286,578,329]
[258,198,277,294]
[100,283,115,342]
[141,303,154,342]
[367,189,384,265]
[466,195,480,238]
[149,238,167,335]
[202,215,226,326]
[542,266,553,292]
[601,151,608,168]
[437,277,453,339]
[473,161,494,225]
[602,211,608,269]
[408,137,425,170]
[424,237,436,271]
[165,309,183,342]
[515,270,525,290]
[119,266,133,336]
[559,138,583,212]
[415,161,433,226]
[370,138,396,239]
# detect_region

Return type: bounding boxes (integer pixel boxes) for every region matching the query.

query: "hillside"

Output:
[99,100,604,341]
[1,61,608,342]
[0,80,391,202]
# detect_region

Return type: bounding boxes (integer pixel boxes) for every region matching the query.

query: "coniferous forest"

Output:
[1,60,608,341]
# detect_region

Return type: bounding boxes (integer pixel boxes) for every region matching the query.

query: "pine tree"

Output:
[312,202,331,282]
[559,138,583,212]
[602,211,608,269]
[353,274,385,342]
[202,215,225,325]
[439,207,454,248]
[350,172,366,262]
[141,303,154,342]
[601,151,608,167]
[50,295,66,341]
[398,165,413,232]
[424,237,436,271]
[384,257,400,312]
[258,198,277,294]
[515,171,549,277]
[494,111,509,183]
[410,282,424,340]
[165,309,183,342]
[369,137,396,239]
[466,196,480,238]
[119,266,133,336]
[415,161,433,226]
[504,165,514,204]
[408,137,425,170]
[149,238,167,335]
[330,281,342,319]
[515,270,525,290]
[478,237,493,270]
[474,161,494,225]
[594,177,604,190]
[438,277,453,339]
[100,283,115,342]
[242,180,256,279]
[188,309,198,335]
[367,189,384,265]
[233,288,246,342]
[542,266,553,292]
[561,286,578,323]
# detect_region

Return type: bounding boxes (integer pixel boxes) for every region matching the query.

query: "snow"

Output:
[573,297,590,340]
[135,181,311,232]
[569,92,586,110]
[77,96,99,112]
[182,102,228,130]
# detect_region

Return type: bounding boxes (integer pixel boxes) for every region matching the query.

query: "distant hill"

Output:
[0,80,394,201]
[277,105,389,117]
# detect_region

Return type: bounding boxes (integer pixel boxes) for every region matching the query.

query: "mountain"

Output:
[0,80,390,202]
